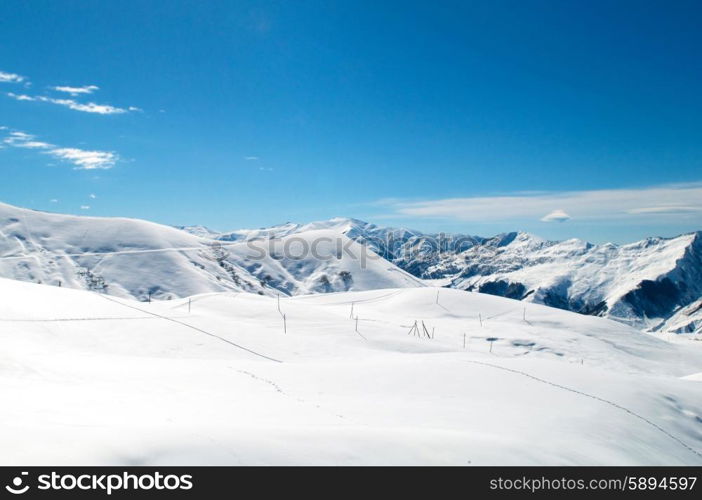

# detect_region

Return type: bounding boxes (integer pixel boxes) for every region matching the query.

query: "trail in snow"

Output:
[464,359,702,460]
[96,293,282,363]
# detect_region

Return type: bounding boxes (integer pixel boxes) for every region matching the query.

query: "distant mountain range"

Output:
[182,217,702,334]
[1,201,700,333]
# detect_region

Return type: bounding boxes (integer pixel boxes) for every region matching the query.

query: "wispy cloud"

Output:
[244,156,260,161]
[378,183,702,224]
[2,129,119,170]
[541,209,571,223]
[51,85,99,96]
[42,97,130,114]
[49,148,118,170]
[6,92,34,101]
[4,71,141,114]
[0,71,25,83]
[7,92,133,115]
[3,131,53,149]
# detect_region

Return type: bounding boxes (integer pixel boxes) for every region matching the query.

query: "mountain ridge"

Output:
[0,201,700,333]
[185,217,702,333]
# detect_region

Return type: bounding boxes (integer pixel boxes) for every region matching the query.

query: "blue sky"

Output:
[1,0,701,243]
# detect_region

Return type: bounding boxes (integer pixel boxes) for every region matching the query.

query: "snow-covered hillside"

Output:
[0,203,422,301]
[0,202,270,300]
[1,278,700,465]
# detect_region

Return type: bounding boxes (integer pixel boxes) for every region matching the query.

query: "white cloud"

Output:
[48,148,118,170]
[0,71,24,83]
[245,156,260,161]
[80,205,91,210]
[49,199,59,203]
[2,129,119,170]
[3,131,53,149]
[51,85,99,96]
[626,206,702,215]
[541,209,571,222]
[7,92,35,101]
[17,140,54,149]
[6,92,135,114]
[89,193,96,199]
[38,96,129,114]
[379,183,702,224]
[4,131,33,142]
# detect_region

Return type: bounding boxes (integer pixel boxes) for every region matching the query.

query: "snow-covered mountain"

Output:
[0,202,422,301]
[0,202,271,300]
[191,219,702,333]
[422,231,702,332]
[2,200,701,333]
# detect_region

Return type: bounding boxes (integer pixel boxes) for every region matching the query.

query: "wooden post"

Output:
[355,316,359,332]
[283,313,287,334]
[431,327,435,339]
[277,294,281,313]
[523,306,526,321]
[463,333,466,349]
[188,298,191,313]
[436,290,439,305]
[421,321,431,338]
[148,291,151,303]
[350,302,354,319]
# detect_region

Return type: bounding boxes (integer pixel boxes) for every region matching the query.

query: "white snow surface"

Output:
[1,278,701,465]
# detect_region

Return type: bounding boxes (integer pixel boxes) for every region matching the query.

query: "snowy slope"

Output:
[1,278,700,465]
[655,299,702,334]
[0,203,423,300]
